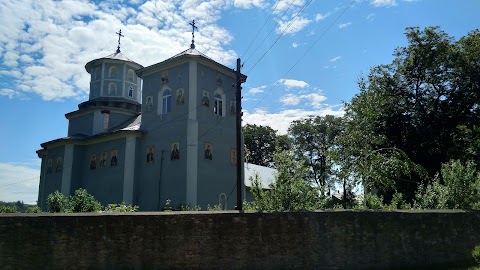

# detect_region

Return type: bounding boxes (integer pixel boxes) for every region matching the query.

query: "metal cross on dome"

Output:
[116,29,124,53]
[189,20,198,49]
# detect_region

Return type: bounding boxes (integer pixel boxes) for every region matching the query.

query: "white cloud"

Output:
[315,13,330,21]
[279,93,301,106]
[370,0,397,7]
[338,22,352,29]
[329,56,342,62]
[248,85,266,95]
[0,89,23,99]
[292,42,300,48]
[279,92,328,108]
[277,15,311,35]
[366,13,376,21]
[234,0,267,9]
[0,0,237,101]
[243,107,344,135]
[0,163,40,204]
[275,0,305,13]
[278,78,309,89]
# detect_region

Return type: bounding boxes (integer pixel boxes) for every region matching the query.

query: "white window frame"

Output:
[158,87,172,115]
[213,87,225,117]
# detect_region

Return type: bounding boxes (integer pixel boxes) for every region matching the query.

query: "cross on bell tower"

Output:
[116,29,124,53]
[189,20,198,49]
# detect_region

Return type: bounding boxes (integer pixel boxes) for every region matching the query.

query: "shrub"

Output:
[68,188,102,212]
[0,205,16,213]
[104,202,138,213]
[388,192,411,210]
[414,160,480,209]
[26,206,42,213]
[46,191,68,213]
[207,204,222,211]
[180,204,201,211]
[364,193,385,210]
[473,244,480,265]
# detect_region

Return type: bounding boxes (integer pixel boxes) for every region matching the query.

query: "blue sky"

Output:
[0,0,479,204]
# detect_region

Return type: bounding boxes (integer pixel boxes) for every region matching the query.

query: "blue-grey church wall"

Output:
[69,145,85,195]
[38,145,65,210]
[80,138,126,206]
[68,112,94,136]
[195,64,238,209]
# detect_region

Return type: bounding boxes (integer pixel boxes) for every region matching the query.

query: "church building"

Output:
[36,28,257,211]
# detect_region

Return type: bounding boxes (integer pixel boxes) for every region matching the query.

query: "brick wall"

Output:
[1,210,479,269]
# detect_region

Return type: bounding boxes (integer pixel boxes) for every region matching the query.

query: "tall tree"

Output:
[288,115,343,192]
[243,124,277,167]
[342,27,480,200]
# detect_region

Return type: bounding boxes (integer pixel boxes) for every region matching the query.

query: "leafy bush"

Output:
[363,193,385,210]
[207,204,222,211]
[247,150,319,211]
[414,160,480,209]
[104,202,138,212]
[387,192,411,210]
[68,188,102,212]
[26,206,42,213]
[473,244,480,265]
[0,205,16,213]
[46,191,68,213]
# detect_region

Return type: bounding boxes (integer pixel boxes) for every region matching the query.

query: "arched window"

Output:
[95,68,100,80]
[214,93,223,116]
[109,66,118,78]
[128,86,133,97]
[127,69,135,82]
[108,83,117,95]
[162,90,171,114]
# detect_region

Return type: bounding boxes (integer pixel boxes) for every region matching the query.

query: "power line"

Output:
[245,0,314,74]
[245,0,356,112]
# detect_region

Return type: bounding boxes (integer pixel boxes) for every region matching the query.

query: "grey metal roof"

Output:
[166,47,213,61]
[244,163,276,189]
[85,51,143,72]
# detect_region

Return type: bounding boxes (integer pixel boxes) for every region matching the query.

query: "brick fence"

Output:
[1,210,479,269]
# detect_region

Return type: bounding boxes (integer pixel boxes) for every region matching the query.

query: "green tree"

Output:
[243,124,278,167]
[68,188,102,212]
[342,27,480,200]
[288,115,343,192]
[46,191,68,213]
[246,150,319,211]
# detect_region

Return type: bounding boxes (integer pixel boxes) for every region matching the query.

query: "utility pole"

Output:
[235,58,243,211]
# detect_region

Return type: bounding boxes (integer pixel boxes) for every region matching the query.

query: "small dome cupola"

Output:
[84,29,143,104]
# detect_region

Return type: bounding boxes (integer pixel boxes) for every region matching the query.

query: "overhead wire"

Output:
[245,0,356,112]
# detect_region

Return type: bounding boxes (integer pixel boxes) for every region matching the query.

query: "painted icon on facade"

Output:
[99,151,107,168]
[205,143,213,160]
[55,156,63,173]
[176,89,184,105]
[170,143,180,160]
[110,150,118,167]
[47,159,53,174]
[146,146,155,164]
[201,90,209,106]
[230,100,236,115]
[146,96,153,112]
[161,70,169,83]
[90,154,97,170]
[230,148,237,166]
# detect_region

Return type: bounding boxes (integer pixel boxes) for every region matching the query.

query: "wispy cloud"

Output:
[366,13,376,21]
[370,0,397,7]
[329,56,342,62]
[315,12,330,21]
[248,85,267,95]
[277,15,311,35]
[0,163,40,204]
[338,22,352,29]
[277,78,309,89]
[243,106,345,135]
